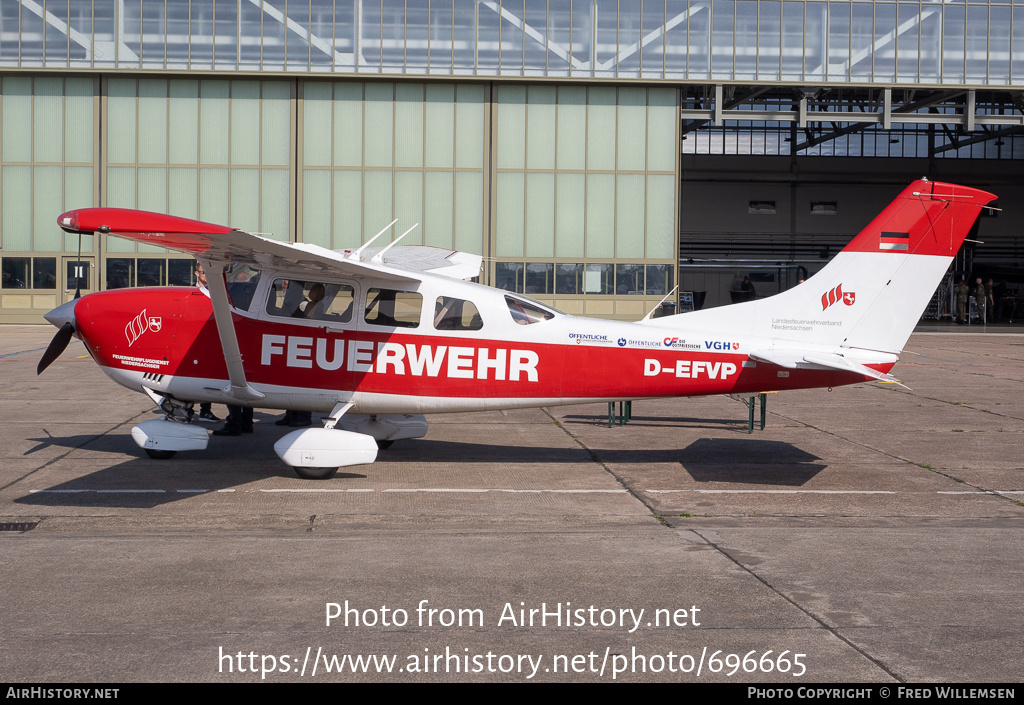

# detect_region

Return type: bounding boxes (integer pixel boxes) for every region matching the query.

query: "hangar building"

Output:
[0,0,1021,323]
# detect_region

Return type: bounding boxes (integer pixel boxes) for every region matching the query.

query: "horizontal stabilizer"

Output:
[749,350,904,387]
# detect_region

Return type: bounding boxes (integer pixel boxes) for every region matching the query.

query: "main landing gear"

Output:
[132,393,427,479]
[131,391,209,460]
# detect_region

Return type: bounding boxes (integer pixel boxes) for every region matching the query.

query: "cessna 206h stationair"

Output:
[38,179,993,479]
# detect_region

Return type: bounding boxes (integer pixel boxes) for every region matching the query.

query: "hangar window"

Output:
[2,257,30,289]
[498,261,674,297]
[101,258,194,289]
[524,263,553,294]
[33,258,57,289]
[105,258,134,289]
[645,264,671,295]
[810,202,837,215]
[748,201,776,214]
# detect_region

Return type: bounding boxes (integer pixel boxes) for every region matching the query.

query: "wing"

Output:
[58,208,480,284]
[356,245,482,280]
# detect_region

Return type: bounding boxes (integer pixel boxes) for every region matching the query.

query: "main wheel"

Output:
[294,466,339,480]
[145,449,177,460]
[376,439,394,450]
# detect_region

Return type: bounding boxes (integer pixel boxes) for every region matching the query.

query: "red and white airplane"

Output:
[38,179,993,478]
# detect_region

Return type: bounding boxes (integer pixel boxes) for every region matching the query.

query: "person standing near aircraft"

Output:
[213,265,258,436]
[740,276,756,302]
[974,277,987,323]
[987,278,999,321]
[277,282,323,427]
[193,263,219,423]
[213,406,254,436]
[955,278,970,323]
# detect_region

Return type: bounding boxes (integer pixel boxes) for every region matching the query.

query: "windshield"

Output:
[226,264,261,311]
[505,295,557,326]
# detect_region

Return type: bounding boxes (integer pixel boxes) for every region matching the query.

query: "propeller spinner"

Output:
[37,299,79,375]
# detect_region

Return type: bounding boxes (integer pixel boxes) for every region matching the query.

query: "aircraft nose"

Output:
[43,299,78,329]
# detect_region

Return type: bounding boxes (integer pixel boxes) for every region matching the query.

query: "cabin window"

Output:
[505,295,555,325]
[434,296,483,331]
[318,284,356,322]
[365,288,422,328]
[266,279,355,322]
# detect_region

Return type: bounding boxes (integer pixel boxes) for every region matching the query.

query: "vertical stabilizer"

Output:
[643,180,995,354]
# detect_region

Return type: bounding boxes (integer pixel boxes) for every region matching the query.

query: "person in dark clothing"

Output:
[194,262,220,422]
[740,276,756,302]
[974,277,987,323]
[213,405,254,436]
[274,282,321,428]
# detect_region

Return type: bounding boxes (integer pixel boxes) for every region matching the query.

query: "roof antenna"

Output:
[641,286,679,321]
[371,223,419,264]
[348,219,397,261]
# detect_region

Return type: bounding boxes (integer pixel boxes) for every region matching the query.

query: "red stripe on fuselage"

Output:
[74,287,885,403]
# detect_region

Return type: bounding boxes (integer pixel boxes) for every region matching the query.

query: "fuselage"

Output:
[67,268,883,415]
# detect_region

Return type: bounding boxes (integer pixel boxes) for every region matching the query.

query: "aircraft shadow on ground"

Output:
[13,452,370,508]
[24,429,130,456]
[664,437,827,486]
[17,434,825,508]
[561,413,757,432]
[403,438,827,486]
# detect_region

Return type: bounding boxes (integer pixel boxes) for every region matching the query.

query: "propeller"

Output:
[38,298,80,375]
[37,321,75,375]
[38,226,84,374]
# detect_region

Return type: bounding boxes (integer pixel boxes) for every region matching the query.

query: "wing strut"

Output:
[199,257,265,403]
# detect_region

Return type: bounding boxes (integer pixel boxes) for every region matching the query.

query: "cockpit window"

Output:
[505,295,555,325]
[266,279,355,322]
[365,288,422,328]
[434,296,483,331]
[226,264,261,311]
